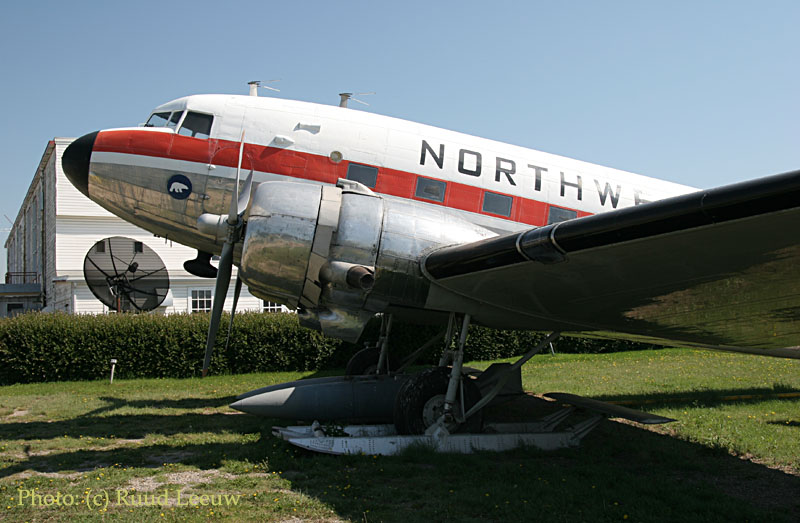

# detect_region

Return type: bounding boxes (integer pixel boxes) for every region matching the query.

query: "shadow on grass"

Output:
[4,383,800,521]
[591,386,800,409]
[768,420,800,428]
[2,416,798,522]
[0,412,264,441]
[78,396,240,417]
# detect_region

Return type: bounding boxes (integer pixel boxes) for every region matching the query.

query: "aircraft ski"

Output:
[270,390,672,456]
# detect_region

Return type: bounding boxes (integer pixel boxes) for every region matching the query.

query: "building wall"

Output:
[44,144,58,306]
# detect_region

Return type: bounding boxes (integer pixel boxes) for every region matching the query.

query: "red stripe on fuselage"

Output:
[93,130,589,226]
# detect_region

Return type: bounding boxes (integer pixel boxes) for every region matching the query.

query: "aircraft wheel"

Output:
[393,367,483,435]
[344,347,398,376]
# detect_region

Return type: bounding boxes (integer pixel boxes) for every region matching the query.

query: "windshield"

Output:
[145,110,184,128]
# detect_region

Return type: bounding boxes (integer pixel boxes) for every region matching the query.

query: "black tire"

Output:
[344,346,398,376]
[393,367,483,435]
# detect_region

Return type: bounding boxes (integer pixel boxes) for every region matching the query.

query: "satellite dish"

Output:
[83,237,170,312]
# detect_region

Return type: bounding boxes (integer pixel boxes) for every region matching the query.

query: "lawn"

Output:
[1,348,798,522]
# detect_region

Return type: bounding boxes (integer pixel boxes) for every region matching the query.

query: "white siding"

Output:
[54,138,115,218]
[54,216,198,278]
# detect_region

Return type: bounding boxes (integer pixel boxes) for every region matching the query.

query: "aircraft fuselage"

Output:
[69,94,695,255]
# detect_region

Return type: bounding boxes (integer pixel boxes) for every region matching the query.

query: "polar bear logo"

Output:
[170,182,189,194]
[166,175,192,200]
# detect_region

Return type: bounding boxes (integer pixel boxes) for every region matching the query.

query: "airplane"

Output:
[61,87,800,452]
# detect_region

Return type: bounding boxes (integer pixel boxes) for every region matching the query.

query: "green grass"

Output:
[1,347,798,522]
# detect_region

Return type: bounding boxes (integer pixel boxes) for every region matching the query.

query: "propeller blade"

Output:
[202,240,235,377]
[223,275,243,353]
[237,169,254,217]
[228,130,246,225]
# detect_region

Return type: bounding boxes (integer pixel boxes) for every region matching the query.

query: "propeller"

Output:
[202,131,253,377]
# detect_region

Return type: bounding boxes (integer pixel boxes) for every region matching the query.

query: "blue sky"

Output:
[0,1,797,273]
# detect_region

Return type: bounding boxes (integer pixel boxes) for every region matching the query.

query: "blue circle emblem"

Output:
[167,174,192,200]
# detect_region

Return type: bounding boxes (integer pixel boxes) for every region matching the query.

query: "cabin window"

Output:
[346,163,378,188]
[482,191,512,217]
[145,112,171,127]
[415,177,446,203]
[178,112,213,139]
[190,289,212,313]
[547,206,577,224]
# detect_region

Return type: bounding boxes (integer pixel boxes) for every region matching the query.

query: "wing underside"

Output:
[422,169,800,358]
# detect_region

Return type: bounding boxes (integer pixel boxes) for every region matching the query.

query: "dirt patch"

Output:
[145,451,194,465]
[124,469,237,493]
[8,470,84,481]
[26,449,53,456]
[163,469,236,486]
[114,438,146,445]
[126,476,162,492]
[8,409,29,417]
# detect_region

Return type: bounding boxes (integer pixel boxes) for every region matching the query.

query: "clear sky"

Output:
[0,1,797,274]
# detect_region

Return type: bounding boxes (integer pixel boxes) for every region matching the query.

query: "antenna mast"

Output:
[339,92,375,108]
[248,80,281,97]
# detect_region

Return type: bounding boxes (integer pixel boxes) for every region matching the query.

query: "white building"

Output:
[3,137,286,316]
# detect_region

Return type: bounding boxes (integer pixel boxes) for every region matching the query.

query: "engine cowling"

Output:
[239,179,495,341]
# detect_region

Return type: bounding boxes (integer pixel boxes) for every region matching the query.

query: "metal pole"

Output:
[443,314,470,421]
[376,314,393,374]
[109,358,117,384]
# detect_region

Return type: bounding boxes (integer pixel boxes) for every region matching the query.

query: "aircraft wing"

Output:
[422,170,800,358]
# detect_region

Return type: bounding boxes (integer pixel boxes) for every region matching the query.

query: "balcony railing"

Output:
[5,272,39,284]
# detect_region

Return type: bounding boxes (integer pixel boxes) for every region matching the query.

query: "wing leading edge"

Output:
[422,169,800,358]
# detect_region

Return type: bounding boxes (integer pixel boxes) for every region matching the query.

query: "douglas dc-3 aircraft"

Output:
[62,87,800,453]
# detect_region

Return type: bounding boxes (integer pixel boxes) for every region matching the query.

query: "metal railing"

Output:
[5,272,39,284]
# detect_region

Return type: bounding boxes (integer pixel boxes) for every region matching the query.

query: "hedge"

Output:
[0,312,657,385]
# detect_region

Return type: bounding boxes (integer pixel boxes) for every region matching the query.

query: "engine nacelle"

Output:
[239,179,495,341]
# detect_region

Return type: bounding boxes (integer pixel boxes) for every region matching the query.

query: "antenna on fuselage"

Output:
[338,92,374,108]
[248,80,280,96]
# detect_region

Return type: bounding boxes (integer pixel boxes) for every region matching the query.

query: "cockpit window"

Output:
[178,112,213,139]
[166,111,183,129]
[145,112,171,127]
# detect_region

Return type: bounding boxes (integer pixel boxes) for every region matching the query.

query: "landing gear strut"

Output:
[393,366,482,434]
[344,314,397,375]
[393,313,481,435]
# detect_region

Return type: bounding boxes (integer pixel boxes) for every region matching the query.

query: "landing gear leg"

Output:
[345,314,396,376]
[375,313,393,374]
[394,314,482,435]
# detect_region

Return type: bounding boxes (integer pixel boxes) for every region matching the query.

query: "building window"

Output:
[95,240,105,253]
[346,163,378,188]
[191,289,212,312]
[263,300,285,313]
[482,191,513,217]
[6,303,24,317]
[548,206,577,224]
[414,177,446,202]
[134,241,143,253]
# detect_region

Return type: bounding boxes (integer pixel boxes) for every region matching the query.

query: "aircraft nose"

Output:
[62,131,99,198]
